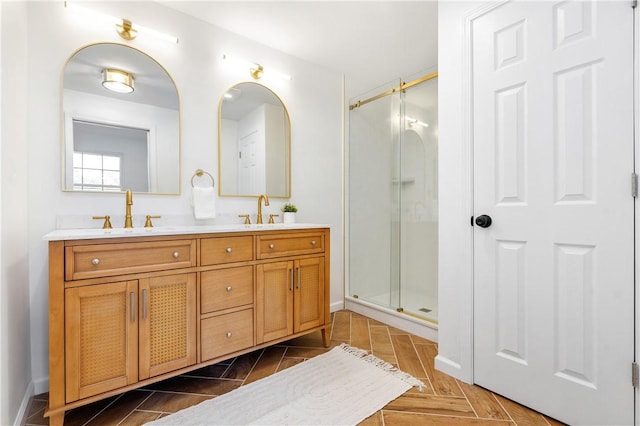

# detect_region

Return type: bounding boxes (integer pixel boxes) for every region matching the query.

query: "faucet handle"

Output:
[144,215,161,228]
[268,214,279,224]
[238,214,251,225]
[92,215,113,229]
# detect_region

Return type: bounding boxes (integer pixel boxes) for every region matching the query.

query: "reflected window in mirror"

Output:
[218,82,291,198]
[62,43,181,194]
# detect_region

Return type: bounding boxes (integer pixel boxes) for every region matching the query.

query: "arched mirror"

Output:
[62,43,180,194]
[218,82,290,197]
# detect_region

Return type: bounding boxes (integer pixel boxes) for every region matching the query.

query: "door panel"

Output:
[472,1,634,424]
[256,261,294,343]
[294,257,325,333]
[138,273,197,380]
[65,280,138,402]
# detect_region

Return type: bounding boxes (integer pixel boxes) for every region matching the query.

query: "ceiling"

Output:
[160,1,439,96]
[64,43,178,110]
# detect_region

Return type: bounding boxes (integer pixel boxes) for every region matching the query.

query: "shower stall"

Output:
[346,72,438,330]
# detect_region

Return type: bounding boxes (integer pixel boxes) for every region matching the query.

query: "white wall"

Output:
[1,2,33,424]
[435,1,477,383]
[23,0,343,398]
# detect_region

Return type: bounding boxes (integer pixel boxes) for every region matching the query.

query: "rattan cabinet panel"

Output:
[139,273,197,380]
[64,280,138,402]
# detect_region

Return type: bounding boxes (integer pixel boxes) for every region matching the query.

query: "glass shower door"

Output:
[399,76,438,322]
[348,80,402,309]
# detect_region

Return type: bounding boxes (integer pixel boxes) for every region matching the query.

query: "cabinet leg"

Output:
[48,412,65,426]
[321,327,330,348]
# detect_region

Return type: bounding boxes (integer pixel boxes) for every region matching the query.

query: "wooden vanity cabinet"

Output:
[64,273,196,402]
[47,228,330,426]
[256,257,325,344]
[256,232,327,344]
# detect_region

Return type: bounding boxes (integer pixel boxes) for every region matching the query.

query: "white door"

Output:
[472,1,634,424]
[238,131,259,194]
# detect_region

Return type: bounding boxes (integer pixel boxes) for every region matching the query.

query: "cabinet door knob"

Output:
[226,286,232,292]
[173,251,180,258]
[91,258,100,266]
[226,247,232,253]
[311,240,317,246]
[269,243,275,249]
[226,331,232,338]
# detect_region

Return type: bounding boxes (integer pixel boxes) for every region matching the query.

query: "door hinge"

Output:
[632,173,638,198]
[632,0,637,8]
[632,362,639,387]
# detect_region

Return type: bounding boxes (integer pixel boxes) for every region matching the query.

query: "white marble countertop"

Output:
[43,223,330,241]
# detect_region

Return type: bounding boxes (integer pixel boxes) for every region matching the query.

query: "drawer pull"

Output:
[130,292,135,322]
[226,286,233,292]
[226,247,232,253]
[311,240,317,246]
[173,251,180,258]
[226,331,232,338]
[290,267,294,291]
[269,243,275,249]
[91,258,100,266]
[142,289,148,320]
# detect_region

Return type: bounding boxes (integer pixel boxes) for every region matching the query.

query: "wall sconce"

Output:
[102,69,135,93]
[222,54,292,81]
[65,1,179,44]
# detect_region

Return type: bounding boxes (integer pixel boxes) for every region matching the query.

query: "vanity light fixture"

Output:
[64,1,179,44]
[102,69,135,93]
[222,53,292,81]
[406,116,429,128]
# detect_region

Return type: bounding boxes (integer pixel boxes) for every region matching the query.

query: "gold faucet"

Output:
[257,194,270,224]
[124,189,133,228]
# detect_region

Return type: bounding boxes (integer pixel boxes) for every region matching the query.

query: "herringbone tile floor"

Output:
[24,310,564,425]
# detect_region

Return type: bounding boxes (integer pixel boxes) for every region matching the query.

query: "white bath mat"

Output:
[146,343,424,425]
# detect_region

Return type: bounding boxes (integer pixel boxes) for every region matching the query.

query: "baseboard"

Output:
[330,299,345,312]
[14,381,34,426]
[33,376,48,396]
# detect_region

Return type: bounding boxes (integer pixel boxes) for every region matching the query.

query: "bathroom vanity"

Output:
[44,225,330,426]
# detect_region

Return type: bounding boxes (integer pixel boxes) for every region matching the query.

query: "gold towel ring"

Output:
[191,169,215,188]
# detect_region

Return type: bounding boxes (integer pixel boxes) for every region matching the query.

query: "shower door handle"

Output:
[474,215,492,228]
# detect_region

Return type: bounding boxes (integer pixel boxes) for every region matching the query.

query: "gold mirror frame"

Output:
[61,42,182,195]
[218,82,291,198]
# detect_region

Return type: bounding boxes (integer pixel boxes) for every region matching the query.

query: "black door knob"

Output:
[475,215,492,228]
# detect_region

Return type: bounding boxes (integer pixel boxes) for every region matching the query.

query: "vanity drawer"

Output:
[257,232,324,259]
[201,236,253,265]
[201,266,253,314]
[201,309,254,361]
[65,240,196,281]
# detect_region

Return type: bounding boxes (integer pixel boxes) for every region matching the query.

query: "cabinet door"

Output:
[294,257,325,333]
[65,280,138,402]
[139,273,197,380]
[256,261,293,344]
